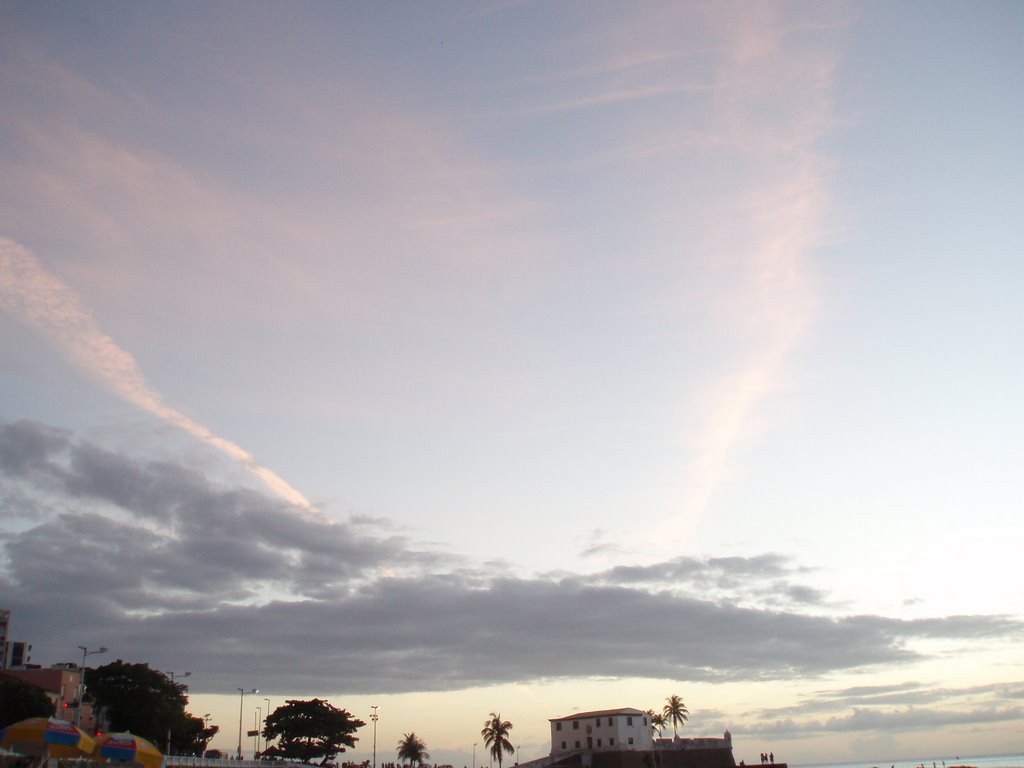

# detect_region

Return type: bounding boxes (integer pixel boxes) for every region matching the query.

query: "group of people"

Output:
[739,752,776,767]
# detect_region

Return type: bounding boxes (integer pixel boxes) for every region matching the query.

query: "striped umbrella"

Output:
[0,717,97,758]
[93,732,164,768]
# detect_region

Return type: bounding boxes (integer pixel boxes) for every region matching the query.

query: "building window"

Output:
[561,742,566,750]
[573,721,579,730]
[556,723,562,731]
[608,718,613,726]
[596,718,601,727]
[628,738,634,745]
[643,717,648,727]
[575,741,581,749]
[597,739,602,748]
[626,717,633,726]
[609,739,615,747]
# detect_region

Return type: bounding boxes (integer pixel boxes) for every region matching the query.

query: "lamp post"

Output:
[263,698,271,759]
[473,742,477,768]
[201,714,212,757]
[75,645,108,728]
[165,671,191,754]
[237,688,260,759]
[370,706,379,768]
[254,707,262,756]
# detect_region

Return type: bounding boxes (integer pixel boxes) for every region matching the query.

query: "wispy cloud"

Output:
[662,8,839,538]
[742,702,1024,737]
[0,238,317,514]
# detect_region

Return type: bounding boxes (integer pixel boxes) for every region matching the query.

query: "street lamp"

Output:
[473,742,477,768]
[370,706,379,768]
[165,672,191,754]
[202,715,212,757]
[75,646,108,728]
[254,707,262,756]
[263,698,271,759]
[237,688,260,759]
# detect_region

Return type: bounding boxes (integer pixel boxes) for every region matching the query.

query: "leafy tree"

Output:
[481,713,513,768]
[173,714,219,756]
[86,662,209,754]
[87,661,189,745]
[262,698,365,765]
[0,677,54,727]
[396,732,430,767]
[661,695,688,739]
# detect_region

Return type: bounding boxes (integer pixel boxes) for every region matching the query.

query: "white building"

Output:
[549,708,654,756]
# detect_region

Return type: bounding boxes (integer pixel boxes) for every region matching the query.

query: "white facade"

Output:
[549,708,653,756]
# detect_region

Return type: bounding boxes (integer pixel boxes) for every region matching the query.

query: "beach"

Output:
[796,754,1024,768]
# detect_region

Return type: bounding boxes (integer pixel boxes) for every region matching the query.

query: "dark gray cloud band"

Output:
[1,418,1019,697]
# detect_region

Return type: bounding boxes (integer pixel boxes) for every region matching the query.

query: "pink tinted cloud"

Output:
[662,5,841,539]
[0,237,319,515]
[3,32,542,323]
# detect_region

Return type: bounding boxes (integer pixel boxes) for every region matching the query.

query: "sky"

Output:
[1,1,1023,765]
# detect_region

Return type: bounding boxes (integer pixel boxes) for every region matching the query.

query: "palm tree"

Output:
[397,733,430,767]
[480,712,514,768]
[662,695,688,739]
[645,710,667,737]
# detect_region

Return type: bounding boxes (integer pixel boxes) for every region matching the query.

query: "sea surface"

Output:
[796,755,1024,768]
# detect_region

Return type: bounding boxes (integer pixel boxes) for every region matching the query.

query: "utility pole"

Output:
[165,671,191,754]
[254,707,262,757]
[263,698,271,759]
[237,688,259,759]
[371,706,379,768]
[76,646,107,729]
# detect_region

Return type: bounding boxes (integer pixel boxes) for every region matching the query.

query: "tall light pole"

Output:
[75,646,108,728]
[202,714,212,757]
[370,706,379,768]
[165,671,191,754]
[237,688,259,759]
[473,742,477,768]
[263,698,271,759]
[254,707,262,756]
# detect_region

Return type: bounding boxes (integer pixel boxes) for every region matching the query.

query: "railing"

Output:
[166,759,306,768]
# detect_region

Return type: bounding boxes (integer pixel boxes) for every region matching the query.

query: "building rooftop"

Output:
[549,708,647,722]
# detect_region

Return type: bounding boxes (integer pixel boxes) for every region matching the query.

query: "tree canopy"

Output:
[0,677,54,727]
[481,713,514,768]
[396,732,430,767]
[86,661,211,754]
[176,714,219,756]
[262,698,365,765]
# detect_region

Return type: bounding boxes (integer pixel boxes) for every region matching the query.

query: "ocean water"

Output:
[796,755,1024,768]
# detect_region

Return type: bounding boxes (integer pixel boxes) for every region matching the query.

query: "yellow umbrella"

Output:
[93,732,164,768]
[0,717,97,759]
